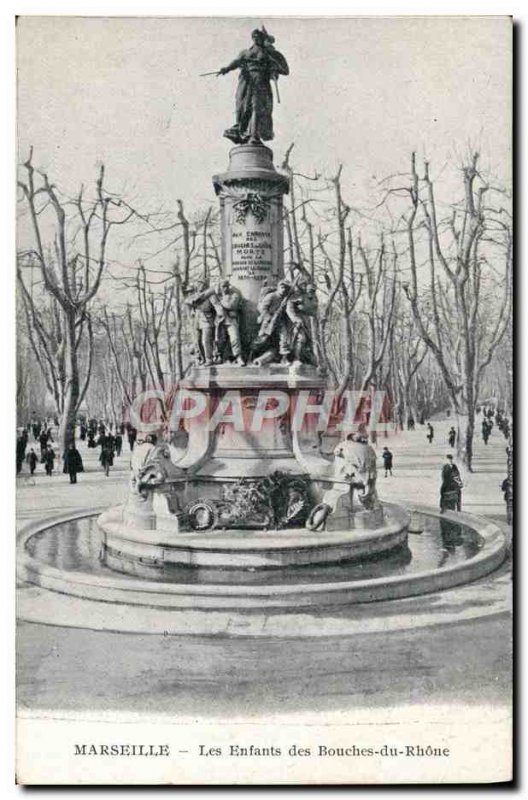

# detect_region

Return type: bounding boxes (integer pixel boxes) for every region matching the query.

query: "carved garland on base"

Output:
[221,179,284,225]
[184,471,311,531]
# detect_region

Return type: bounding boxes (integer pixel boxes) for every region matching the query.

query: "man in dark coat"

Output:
[39,430,49,460]
[501,477,512,525]
[127,425,137,452]
[440,454,463,512]
[63,444,84,484]
[448,426,456,448]
[16,434,27,474]
[26,448,38,475]
[114,433,123,457]
[99,440,114,477]
[382,446,393,477]
[43,447,55,476]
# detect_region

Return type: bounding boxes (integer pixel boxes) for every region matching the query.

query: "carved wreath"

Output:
[222,180,283,225]
[232,192,269,224]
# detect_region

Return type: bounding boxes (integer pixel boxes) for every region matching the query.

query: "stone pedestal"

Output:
[213,144,289,345]
[181,362,326,480]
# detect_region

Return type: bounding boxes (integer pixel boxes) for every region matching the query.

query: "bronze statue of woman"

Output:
[218,28,289,145]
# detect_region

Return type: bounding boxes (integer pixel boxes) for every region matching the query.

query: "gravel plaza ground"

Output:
[16,417,512,718]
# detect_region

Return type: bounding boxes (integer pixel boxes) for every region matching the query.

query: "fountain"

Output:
[17,27,507,615]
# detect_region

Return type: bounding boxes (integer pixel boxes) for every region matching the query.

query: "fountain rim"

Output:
[17,503,507,605]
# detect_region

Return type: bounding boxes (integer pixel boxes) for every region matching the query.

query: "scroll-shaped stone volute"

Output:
[332,438,380,510]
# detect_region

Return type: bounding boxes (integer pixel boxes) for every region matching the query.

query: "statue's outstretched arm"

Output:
[219,54,244,75]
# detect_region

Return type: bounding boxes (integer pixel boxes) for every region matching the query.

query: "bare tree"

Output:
[17,150,135,451]
[400,152,512,469]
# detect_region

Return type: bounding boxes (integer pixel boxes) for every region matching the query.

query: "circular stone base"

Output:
[17,505,507,611]
[97,504,409,573]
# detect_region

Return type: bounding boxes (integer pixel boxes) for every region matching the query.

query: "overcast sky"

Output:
[17,15,511,219]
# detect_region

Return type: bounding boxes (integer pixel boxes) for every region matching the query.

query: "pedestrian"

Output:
[382,446,393,477]
[407,415,415,431]
[26,448,38,476]
[427,422,434,444]
[501,477,512,525]
[99,441,114,477]
[448,426,456,448]
[114,432,123,457]
[63,443,84,484]
[43,447,55,476]
[80,423,87,441]
[39,430,48,460]
[16,433,27,474]
[127,425,137,452]
[440,454,463,512]
[482,419,491,445]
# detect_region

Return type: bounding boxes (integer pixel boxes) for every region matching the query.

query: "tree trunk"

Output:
[57,316,79,452]
[463,406,475,472]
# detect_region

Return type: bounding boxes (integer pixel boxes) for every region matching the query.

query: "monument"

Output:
[97,26,411,576]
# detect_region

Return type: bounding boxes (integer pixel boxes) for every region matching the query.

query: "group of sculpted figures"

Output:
[183,265,318,368]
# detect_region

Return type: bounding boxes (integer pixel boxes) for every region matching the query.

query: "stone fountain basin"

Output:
[17,504,506,610]
[98,502,409,571]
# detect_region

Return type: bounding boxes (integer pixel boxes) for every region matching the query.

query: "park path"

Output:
[16,415,510,527]
[368,417,509,527]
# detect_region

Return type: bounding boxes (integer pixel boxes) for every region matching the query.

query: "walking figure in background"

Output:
[440,454,463,512]
[16,432,27,474]
[100,441,114,477]
[448,426,456,448]
[43,446,55,476]
[39,429,48,460]
[482,418,491,445]
[114,432,123,457]
[382,446,393,477]
[26,448,38,476]
[427,422,434,444]
[501,477,512,525]
[127,425,137,452]
[63,444,84,484]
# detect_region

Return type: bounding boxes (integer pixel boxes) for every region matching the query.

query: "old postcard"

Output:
[15,15,513,785]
